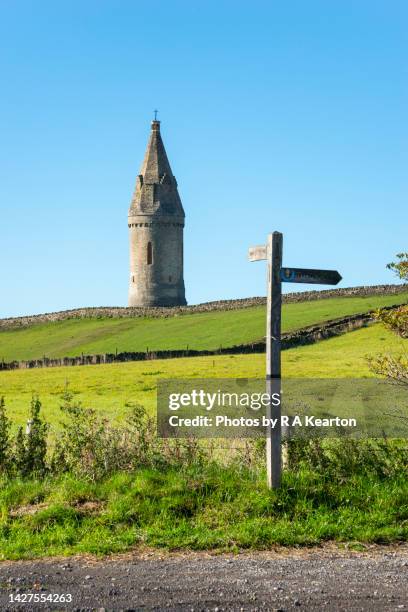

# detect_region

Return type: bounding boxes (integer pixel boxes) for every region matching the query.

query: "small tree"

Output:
[369,250,408,387]
[14,397,49,478]
[386,252,408,282]
[373,252,408,338]
[374,305,408,339]
[14,426,27,476]
[0,396,11,474]
[25,397,48,476]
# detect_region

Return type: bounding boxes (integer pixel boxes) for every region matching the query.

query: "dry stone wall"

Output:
[0,284,407,331]
[0,310,375,371]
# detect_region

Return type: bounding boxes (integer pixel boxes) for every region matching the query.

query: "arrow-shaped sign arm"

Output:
[280,268,342,285]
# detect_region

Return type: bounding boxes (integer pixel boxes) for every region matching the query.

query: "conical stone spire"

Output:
[129,120,184,217]
[128,119,186,307]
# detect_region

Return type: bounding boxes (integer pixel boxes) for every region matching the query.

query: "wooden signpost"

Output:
[249,231,342,488]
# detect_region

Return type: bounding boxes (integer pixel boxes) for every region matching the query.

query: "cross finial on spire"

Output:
[154,109,158,121]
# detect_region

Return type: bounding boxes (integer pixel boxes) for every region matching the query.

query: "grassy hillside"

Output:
[1,292,407,362]
[0,323,406,429]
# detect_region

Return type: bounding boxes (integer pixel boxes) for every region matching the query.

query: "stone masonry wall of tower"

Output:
[128,120,186,307]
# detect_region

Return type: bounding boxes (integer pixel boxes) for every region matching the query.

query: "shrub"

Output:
[288,437,408,480]
[376,252,408,338]
[374,305,408,338]
[12,397,49,478]
[25,397,49,477]
[368,353,408,385]
[51,390,128,480]
[0,396,11,474]
[387,252,408,282]
[14,426,27,476]
[1,392,406,484]
[50,393,207,481]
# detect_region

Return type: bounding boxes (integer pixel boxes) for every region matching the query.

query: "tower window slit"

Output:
[147,241,153,265]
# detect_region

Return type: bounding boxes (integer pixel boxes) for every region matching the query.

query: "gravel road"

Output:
[0,545,407,611]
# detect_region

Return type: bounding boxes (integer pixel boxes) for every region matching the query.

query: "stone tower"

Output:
[128,119,186,307]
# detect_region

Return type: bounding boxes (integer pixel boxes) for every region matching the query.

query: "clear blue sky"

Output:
[1,1,407,317]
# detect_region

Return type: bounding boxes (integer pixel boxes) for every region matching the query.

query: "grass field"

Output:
[1,324,407,430]
[0,313,407,559]
[0,463,407,559]
[1,292,407,362]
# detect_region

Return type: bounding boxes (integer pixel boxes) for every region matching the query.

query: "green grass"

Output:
[0,315,407,560]
[0,323,407,430]
[0,465,406,559]
[1,292,407,361]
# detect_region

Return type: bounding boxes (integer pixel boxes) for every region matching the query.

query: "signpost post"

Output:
[249,231,342,488]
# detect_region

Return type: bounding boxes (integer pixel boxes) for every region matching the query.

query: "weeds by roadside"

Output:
[0,394,207,481]
[0,394,407,559]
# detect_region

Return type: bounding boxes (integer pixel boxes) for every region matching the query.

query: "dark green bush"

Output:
[13,397,48,478]
[0,396,10,474]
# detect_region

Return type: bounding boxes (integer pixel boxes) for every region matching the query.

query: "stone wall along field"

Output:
[0,284,407,331]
